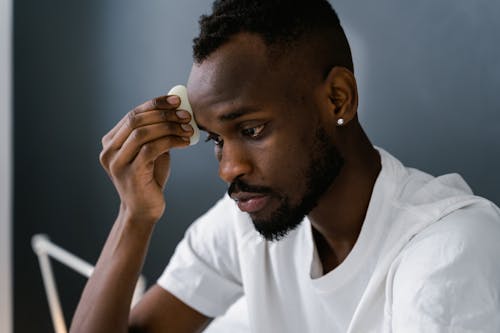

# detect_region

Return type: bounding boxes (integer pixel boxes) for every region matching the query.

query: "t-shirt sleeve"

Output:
[157,195,244,317]
[390,203,500,333]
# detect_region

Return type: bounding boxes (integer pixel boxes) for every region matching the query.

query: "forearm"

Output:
[71,93,191,332]
[70,208,156,333]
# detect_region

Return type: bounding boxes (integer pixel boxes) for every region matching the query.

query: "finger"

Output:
[134,95,180,114]
[107,108,192,151]
[102,116,128,147]
[102,95,182,145]
[131,136,190,171]
[113,123,192,167]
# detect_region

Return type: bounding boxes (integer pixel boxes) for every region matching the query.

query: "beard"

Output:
[228,126,344,241]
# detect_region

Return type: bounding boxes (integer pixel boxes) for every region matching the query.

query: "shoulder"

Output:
[399,200,500,264]
[158,195,249,316]
[390,201,500,332]
[180,195,240,261]
[183,194,255,246]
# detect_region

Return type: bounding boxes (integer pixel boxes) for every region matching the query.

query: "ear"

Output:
[324,66,358,126]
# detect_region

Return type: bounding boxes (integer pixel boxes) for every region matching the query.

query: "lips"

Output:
[231,193,270,213]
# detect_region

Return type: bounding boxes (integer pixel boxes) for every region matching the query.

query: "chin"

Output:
[250,205,307,242]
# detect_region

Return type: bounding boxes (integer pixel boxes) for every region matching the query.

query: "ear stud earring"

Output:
[337,118,345,126]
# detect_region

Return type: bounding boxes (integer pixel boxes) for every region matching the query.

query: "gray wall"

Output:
[337,0,500,204]
[14,1,500,332]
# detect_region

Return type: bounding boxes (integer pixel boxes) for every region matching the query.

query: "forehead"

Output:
[186,33,306,122]
[189,34,272,92]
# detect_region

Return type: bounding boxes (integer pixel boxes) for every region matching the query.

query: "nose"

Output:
[218,143,253,183]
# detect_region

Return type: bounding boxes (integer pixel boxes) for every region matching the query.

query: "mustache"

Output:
[227,179,273,197]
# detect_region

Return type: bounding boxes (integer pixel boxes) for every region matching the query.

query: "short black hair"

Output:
[192,0,353,72]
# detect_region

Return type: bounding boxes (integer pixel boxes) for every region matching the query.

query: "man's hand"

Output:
[70,95,198,333]
[99,95,194,223]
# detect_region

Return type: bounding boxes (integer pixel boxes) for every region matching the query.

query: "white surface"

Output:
[159,149,500,332]
[31,235,146,332]
[0,0,12,331]
[168,85,200,145]
[36,249,67,333]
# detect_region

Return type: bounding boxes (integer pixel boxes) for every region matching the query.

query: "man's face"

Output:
[187,33,343,240]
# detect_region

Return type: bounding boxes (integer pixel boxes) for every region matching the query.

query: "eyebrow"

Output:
[218,106,261,121]
[197,106,261,132]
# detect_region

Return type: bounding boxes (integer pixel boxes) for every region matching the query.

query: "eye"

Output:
[204,133,224,146]
[242,124,265,139]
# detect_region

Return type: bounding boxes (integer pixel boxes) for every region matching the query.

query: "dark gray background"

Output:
[14,0,500,332]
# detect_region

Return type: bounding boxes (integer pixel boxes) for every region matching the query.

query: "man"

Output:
[70,0,500,332]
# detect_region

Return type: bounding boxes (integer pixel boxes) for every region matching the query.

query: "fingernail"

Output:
[167,95,180,105]
[176,110,190,119]
[181,124,192,132]
[181,136,190,142]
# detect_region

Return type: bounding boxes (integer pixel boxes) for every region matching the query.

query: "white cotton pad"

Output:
[168,84,200,145]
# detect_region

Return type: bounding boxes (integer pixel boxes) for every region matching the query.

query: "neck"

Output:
[308,124,381,273]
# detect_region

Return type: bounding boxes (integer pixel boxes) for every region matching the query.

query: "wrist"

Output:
[117,203,160,230]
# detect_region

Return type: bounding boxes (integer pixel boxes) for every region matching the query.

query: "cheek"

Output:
[258,133,312,192]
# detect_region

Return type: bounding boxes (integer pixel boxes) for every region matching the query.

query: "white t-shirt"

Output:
[158,149,500,332]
